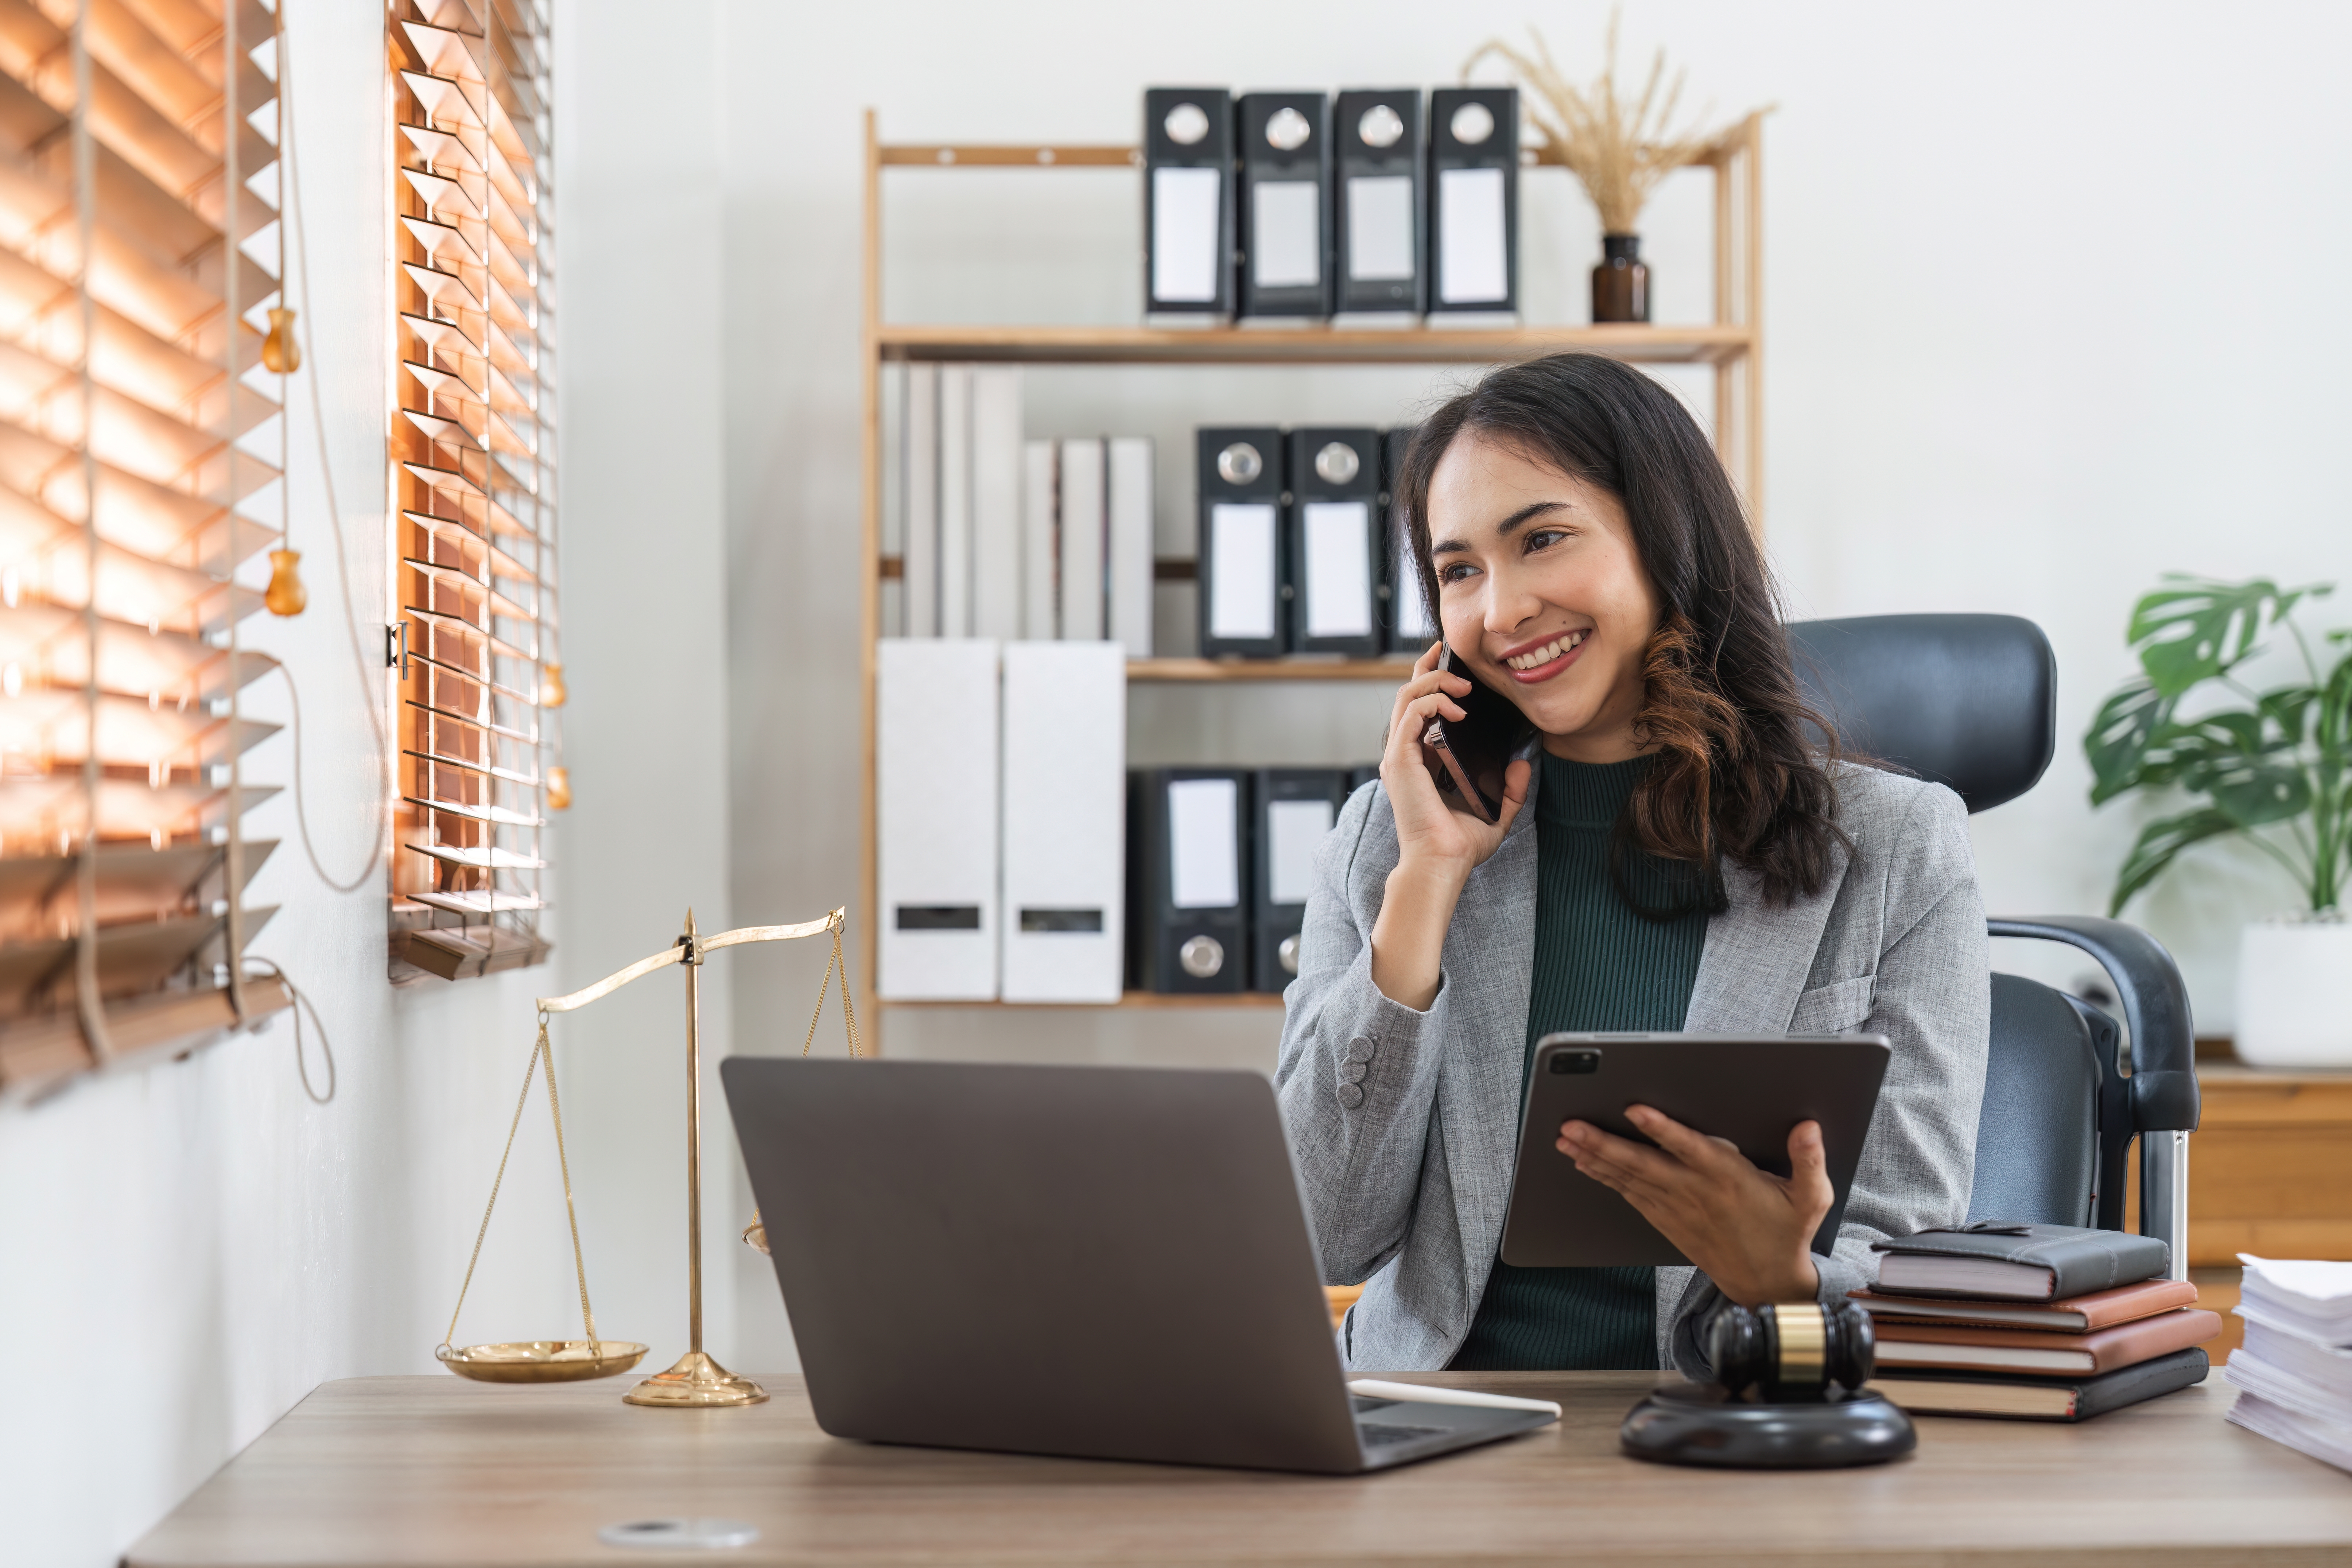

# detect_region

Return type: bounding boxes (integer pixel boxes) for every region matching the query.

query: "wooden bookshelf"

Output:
[1126,657,1412,682]
[876,322,1755,366]
[881,991,1284,1011]
[857,109,1766,1041]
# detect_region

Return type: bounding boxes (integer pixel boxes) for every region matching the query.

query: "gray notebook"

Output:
[1871,1223,2169,1301]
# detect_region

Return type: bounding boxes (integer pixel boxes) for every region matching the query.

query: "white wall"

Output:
[548,0,741,1405]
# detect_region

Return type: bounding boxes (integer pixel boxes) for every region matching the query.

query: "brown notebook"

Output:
[1852,1278,2199,1334]
[1872,1308,2223,1375]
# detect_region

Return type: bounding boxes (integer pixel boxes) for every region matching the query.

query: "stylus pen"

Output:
[1348,1379,1564,1417]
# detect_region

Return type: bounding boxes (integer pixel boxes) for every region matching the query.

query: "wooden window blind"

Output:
[0,0,293,1097]
[387,0,558,983]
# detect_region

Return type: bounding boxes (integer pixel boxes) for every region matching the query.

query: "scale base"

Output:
[1621,1381,1916,1468]
[622,1349,769,1408]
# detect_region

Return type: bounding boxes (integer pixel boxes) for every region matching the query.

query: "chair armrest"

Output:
[1987,916,2200,1134]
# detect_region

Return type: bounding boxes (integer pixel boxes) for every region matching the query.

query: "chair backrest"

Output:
[1786,614,2120,1229]
[1968,975,2102,1227]
[1787,614,2057,812]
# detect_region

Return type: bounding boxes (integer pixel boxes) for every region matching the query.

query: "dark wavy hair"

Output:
[1397,353,1845,911]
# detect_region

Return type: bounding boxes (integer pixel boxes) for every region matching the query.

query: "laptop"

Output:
[720,1057,1557,1474]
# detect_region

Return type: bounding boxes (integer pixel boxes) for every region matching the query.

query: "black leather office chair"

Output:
[1788,615,2200,1268]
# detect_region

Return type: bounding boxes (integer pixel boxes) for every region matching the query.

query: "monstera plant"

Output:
[2087,576,2349,1065]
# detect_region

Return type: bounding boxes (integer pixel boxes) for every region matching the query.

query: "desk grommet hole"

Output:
[597,1518,760,1551]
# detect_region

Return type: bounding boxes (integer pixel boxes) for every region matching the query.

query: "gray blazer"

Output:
[1273,761,1990,1375]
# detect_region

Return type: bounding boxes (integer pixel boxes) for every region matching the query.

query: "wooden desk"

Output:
[130,1371,2352,1566]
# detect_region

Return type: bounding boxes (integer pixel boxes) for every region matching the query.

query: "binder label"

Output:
[1251,181,1323,288]
[1302,500,1374,639]
[1152,167,1224,303]
[1266,799,1335,906]
[897,905,983,931]
[1207,502,1278,640]
[1346,175,1414,282]
[1167,778,1240,909]
[1018,908,1105,933]
[1438,167,1509,304]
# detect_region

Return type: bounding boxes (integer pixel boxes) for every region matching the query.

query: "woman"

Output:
[1275,354,1988,1376]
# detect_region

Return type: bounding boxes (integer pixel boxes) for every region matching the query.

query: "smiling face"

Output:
[1425,428,1662,762]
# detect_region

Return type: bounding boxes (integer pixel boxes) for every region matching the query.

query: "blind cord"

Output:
[241,956,337,1105]
[273,661,381,892]
[271,5,389,893]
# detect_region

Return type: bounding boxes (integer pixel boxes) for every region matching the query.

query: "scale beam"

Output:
[536,909,843,1013]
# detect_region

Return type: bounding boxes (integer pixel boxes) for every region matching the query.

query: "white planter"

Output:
[2235,915,2352,1067]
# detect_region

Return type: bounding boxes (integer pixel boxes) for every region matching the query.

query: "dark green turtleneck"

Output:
[1448,753,1710,1372]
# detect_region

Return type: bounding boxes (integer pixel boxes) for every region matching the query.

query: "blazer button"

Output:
[1345,1036,1376,1063]
[1338,1060,1368,1084]
[1336,1082,1365,1109]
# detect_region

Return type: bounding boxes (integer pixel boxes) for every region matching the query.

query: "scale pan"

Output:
[438,1340,649,1383]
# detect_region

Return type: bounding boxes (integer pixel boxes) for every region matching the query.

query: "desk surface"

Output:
[130,1371,2352,1567]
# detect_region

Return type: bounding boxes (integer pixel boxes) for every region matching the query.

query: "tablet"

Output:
[1497,1033,1891,1269]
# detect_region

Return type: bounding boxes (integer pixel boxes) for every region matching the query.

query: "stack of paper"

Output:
[2224,1255,2352,1472]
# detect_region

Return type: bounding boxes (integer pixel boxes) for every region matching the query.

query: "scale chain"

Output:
[742,916,864,1255]
[439,1022,547,1353]
[439,1015,603,1358]
[540,1016,601,1352]
[802,915,862,1059]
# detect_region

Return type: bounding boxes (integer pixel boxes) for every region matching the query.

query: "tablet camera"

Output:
[1549,1050,1600,1075]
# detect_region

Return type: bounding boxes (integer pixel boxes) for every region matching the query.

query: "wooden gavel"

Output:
[1707,1300,1877,1398]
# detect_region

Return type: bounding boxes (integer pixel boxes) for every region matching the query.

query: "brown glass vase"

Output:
[1592,234,1651,323]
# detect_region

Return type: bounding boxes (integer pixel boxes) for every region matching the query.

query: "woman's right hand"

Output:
[1369,644,1531,1011]
[1378,642,1532,884]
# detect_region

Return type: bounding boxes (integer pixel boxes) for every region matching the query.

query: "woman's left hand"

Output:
[1557,1107,1831,1307]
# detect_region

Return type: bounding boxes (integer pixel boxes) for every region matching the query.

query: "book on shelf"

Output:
[1870,1347,2209,1423]
[971,369,1024,640]
[894,364,1154,655]
[903,364,939,636]
[1107,437,1154,658]
[1059,438,1106,642]
[938,366,974,637]
[1021,439,1058,640]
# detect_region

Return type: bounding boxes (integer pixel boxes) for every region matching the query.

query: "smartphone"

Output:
[1420,645,1533,824]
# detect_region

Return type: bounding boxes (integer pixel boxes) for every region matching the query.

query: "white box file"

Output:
[877,638,1001,1000]
[998,641,1127,1003]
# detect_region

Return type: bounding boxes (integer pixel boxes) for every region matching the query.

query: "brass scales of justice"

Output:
[434,906,857,1407]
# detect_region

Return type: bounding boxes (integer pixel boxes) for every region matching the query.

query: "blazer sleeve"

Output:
[1273,783,1458,1286]
[1672,780,1991,1375]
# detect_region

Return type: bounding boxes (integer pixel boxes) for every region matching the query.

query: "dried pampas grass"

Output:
[1466,11,1752,234]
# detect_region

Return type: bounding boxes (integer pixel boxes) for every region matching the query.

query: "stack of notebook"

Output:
[2222,1254,2352,1473]
[1850,1223,2222,1421]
